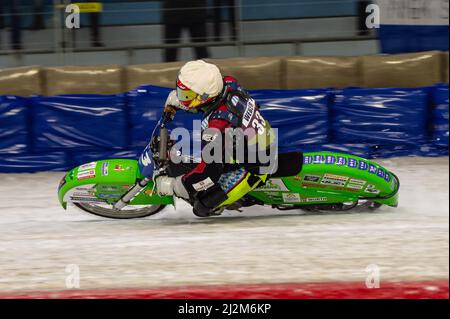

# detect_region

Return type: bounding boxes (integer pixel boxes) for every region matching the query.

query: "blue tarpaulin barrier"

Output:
[332,88,428,146]
[0,96,29,155]
[127,86,203,149]
[128,86,330,157]
[432,85,449,148]
[0,152,68,173]
[300,144,373,159]
[31,94,129,152]
[252,89,330,149]
[0,85,447,173]
[127,86,171,149]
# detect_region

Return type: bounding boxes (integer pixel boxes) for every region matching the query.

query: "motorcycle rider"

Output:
[155,60,275,217]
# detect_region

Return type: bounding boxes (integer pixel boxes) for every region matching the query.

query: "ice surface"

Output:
[0,157,448,293]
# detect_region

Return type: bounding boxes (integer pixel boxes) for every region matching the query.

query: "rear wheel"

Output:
[74,202,165,219]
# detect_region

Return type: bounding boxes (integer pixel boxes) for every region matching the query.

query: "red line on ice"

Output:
[0,280,448,299]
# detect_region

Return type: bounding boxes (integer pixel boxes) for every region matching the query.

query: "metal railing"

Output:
[0,0,377,65]
[0,34,377,65]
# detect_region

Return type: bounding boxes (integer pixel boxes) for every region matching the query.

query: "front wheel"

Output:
[74,202,166,219]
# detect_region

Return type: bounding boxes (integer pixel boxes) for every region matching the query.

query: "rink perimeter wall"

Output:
[0,280,448,299]
[0,84,448,173]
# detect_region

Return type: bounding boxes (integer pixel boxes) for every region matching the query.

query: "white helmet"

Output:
[176,60,224,109]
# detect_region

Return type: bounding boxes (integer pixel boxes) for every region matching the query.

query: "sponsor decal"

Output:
[141,152,152,167]
[253,179,290,192]
[365,184,380,194]
[324,174,348,181]
[358,161,368,171]
[75,185,95,191]
[303,197,328,202]
[242,99,256,127]
[79,162,97,171]
[70,196,105,203]
[347,158,358,168]
[114,164,125,172]
[304,154,391,183]
[340,187,360,193]
[346,184,364,190]
[303,175,321,183]
[313,155,325,164]
[365,188,380,194]
[231,95,239,106]
[282,193,301,203]
[201,117,209,130]
[101,162,109,176]
[336,156,347,166]
[321,179,346,186]
[368,164,378,174]
[97,193,121,199]
[77,169,95,180]
[200,93,210,102]
[281,194,328,203]
[63,185,95,203]
[98,185,119,191]
[144,189,154,196]
[325,155,335,164]
[349,179,366,185]
[302,182,328,189]
[303,156,313,164]
[321,174,349,186]
[192,177,215,191]
[73,191,95,197]
[267,192,283,199]
[202,132,218,142]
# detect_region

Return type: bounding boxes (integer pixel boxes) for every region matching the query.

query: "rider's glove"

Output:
[164,90,180,113]
[156,175,190,199]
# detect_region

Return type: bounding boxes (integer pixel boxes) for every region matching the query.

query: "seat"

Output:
[270,152,303,177]
[166,152,303,178]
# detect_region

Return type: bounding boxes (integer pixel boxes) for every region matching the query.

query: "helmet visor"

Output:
[176,86,198,103]
[176,79,199,108]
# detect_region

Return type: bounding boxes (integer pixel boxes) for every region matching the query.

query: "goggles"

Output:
[176,79,205,109]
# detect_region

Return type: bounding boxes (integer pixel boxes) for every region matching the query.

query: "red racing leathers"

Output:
[181,76,238,195]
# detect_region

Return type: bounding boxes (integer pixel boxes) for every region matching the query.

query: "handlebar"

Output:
[158,126,169,162]
[150,110,175,165]
[158,110,173,162]
[161,109,176,128]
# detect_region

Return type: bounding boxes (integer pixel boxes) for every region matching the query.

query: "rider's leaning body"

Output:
[155,60,274,217]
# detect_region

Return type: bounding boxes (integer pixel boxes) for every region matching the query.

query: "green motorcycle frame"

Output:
[58,151,400,219]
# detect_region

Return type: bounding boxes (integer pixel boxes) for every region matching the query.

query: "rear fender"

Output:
[250,152,399,207]
[294,152,399,207]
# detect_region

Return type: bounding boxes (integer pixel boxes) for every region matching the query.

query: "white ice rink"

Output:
[0,157,448,293]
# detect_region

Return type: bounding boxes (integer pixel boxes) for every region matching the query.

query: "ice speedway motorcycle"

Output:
[58,111,400,219]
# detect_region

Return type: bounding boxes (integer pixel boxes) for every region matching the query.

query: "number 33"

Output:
[252,111,266,135]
